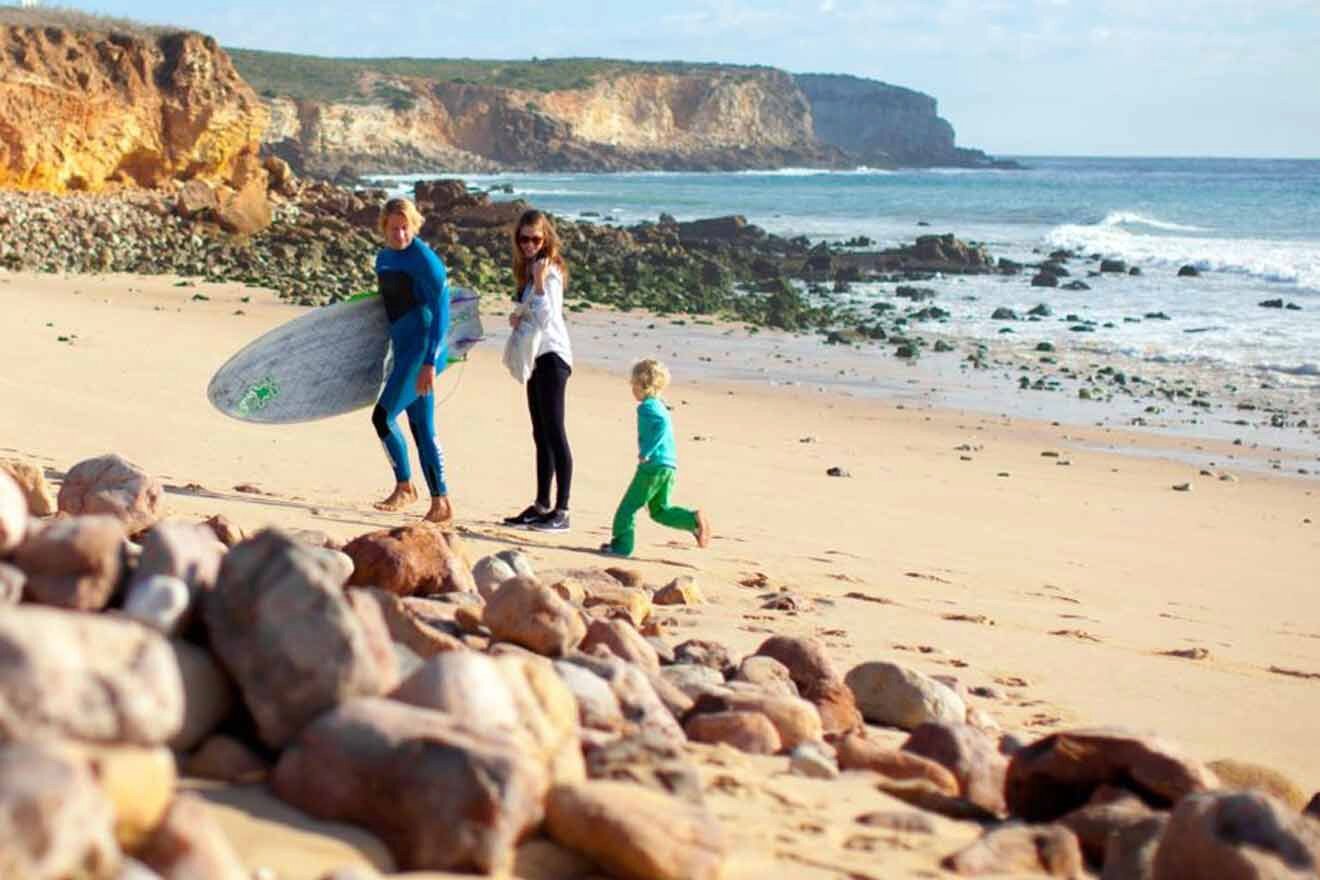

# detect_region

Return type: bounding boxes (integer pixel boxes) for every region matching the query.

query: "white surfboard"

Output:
[207,288,483,424]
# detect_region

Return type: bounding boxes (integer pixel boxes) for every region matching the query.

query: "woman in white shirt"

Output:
[502,209,575,532]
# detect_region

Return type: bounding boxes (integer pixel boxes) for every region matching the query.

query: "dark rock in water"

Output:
[1061,280,1091,291]
[1259,298,1284,308]
[1128,266,1142,276]
[825,329,865,346]
[998,258,1023,274]
[991,307,1018,321]
[677,215,765,244]
[917,220,931,227]
[911,306,950,320]
[414,179,483,212]
[1177,264,1200,277]
[844,235,873,247]
[1031,272,1059,288]
[1048,249,1075,262]
[1035,342,1055,352]
[826,467,851,478]
[896,286,936,301]
[908,234,993,270]
[1028,304,1053,317]
[894,344,918,359]
[934,340,955,352]
[1040,261,1069,277]
[1286,302,1303,311]
[1100,259,1127,273]
[863,324,888,340]
[1145,311,1171,320]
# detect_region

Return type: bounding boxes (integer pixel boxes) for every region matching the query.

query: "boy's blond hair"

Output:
[378,197,425,238]
[631,359,670,398]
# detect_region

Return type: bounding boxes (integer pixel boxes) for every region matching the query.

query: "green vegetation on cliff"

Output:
[227,48,761,101]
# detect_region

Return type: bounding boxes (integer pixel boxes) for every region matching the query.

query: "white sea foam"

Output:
[1098,211,1209,233]
[1045,223,1320,291]
[509,188,604,196]
[1255,362,1320,377]
[916,167,1009,175]
[732,167,896,177]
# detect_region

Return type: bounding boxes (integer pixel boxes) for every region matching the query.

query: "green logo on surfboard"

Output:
[236,377,280,416]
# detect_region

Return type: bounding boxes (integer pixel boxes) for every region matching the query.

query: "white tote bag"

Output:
[502,314,541,383]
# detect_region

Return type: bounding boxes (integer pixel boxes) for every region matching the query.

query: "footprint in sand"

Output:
[844,834,915,853]
[1268,665,1320,680]
[905,571,953,584]
[845,591,896,605]
[855,811,936,834]
[1050,629,1102,642]
[1028,589,1081,604]
[1159,647,1210,660]
[943,613,994,626]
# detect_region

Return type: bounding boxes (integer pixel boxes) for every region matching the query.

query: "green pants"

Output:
[609,463,697,556]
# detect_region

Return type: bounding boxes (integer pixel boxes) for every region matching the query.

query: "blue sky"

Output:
[63,0,1320,158]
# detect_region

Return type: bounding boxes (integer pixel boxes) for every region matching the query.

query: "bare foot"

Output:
[423,495,453,526]
[694,509,711,548]
[373,483,417,512]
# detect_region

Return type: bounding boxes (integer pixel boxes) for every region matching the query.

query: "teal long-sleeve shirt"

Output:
[374,238,450,366]
[637,396,678,468]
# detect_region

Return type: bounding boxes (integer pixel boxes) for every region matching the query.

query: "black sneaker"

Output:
[503,504,548,526]
[529,509,570,532]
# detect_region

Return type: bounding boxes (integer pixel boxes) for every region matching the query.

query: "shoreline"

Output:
[9,264,1316,478]
[483,295,1320,478]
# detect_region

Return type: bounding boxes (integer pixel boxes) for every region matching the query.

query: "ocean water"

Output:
[369,157,1320,382]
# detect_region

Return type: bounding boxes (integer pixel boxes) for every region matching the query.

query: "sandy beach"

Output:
[2,268,1318,878]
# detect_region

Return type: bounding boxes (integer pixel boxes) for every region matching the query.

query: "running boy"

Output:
[601,359,711,556]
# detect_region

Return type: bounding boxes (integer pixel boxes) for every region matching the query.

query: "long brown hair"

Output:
[512,209,568,298]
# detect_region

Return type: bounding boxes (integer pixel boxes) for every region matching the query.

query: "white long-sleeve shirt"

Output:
[519,264,574,369]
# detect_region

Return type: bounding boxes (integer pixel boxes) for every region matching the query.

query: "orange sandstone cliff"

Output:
[0,21,268,194]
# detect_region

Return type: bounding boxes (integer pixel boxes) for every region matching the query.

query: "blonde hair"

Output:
[378,197,424,239]
[512,209,568,297]
[631,359,670,398]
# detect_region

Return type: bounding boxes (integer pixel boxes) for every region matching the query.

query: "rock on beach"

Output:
[0,605,183,746]
[204,529,391,748]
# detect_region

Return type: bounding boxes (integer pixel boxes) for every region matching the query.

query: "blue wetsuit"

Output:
[372,239,450,497]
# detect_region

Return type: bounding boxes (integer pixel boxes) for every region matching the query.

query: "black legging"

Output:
[527,353,573,511]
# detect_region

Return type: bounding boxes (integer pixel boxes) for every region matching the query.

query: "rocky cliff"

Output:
[259,65,847,178]
[235,53,999,177]
[0,16,268,193]
[794,73,992,167]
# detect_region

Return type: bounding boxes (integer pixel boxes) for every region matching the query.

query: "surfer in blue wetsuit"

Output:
[371,197,453,525]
